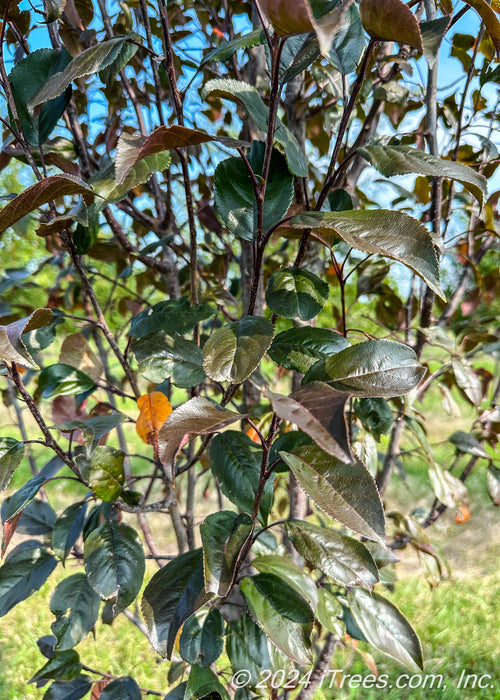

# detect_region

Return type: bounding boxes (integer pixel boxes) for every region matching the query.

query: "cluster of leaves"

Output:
[0,0,499,698]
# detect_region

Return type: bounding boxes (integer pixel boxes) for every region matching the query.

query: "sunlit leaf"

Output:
[159,398,242,467]
[284,520,379,589]
[200,511,254,596]
[303,340,426,397]
[358,144,488,208]
[265,383,353,462]
[203,316,274,383]
[348,588,424,672]
[291,210,444,299]
[116,126,248,184]
[280,445,385,545]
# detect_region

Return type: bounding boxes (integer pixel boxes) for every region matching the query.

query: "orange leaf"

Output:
[136,392,172,454]
[455,505,470,524]
[246,427,260,443]
[91,679,109,699]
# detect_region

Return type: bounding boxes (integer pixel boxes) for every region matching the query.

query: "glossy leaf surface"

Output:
[348,588,424,672]
[200,510,254,596]
[303,340,426,397]
[84,521,145,615]
[141,548,208,659]
[203,316,274,383]
[280,445,385,545]
[285,520,379,589]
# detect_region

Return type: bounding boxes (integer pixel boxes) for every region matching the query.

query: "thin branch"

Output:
[8,365,79,475]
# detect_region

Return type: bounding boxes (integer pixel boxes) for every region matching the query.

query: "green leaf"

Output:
[0,176,96,237]
[265,267,329,321]
[209,432,273,524]
[84,521,145,615]
[226,611,271,687]
[57,414,125,458]
[214,142,293,241]
[28,37,128,108]
[100,677,142,700]
[280,445,385,545]
[202,30,264,65]
[358,144,488,208]
[6,498,56,536]
[89,152,172,205]
[203,316,274,383]
[303,340,426,397]
[159,398,243,467]
[43,676,92,700]
[315,587,344,634]
[354,397,394,441]
[141,548,209,659]
[51,501,88,563]
[240,573,313,664]
[179,608,225,667]
[203,78,307,177]
[50,573,101,650]
[184,664,230,700]
[420,17,450,68]
[281,33,320,83]
[131,333,205,388]
[9,48,72,145]
[265,383,353,463]
[268,327,349,373]
[99,35,139,83]
[428,463,468,509]
[269,431,314,473]
[284,520,379,589]
[0,438,24,493]
[448,430,490,459]
[4,474,46,521]
[251,554,318,608]
[327,4,365,74]
[164,682,187,700]
[29,650,81,684]
[77,445,125,502]
[43,0,67,22]
[129,298,216,339]
[291,210,445,299]
[348,588,424,672]
[38,363,96,399]
[200,510,254,596]
[0,541,57,617]
[115,126,247,185]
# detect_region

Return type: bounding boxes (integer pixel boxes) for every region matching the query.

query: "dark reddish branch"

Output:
[246,36,286,316]
[61,230,141,399]
[294,39,377,268]
[9,364,79,475]
[138,0,165,126]
[158,0,199,308]
[316,38,378,212]
[296,633,340,700]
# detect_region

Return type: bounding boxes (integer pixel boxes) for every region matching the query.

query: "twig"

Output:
[8,364,79,475]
